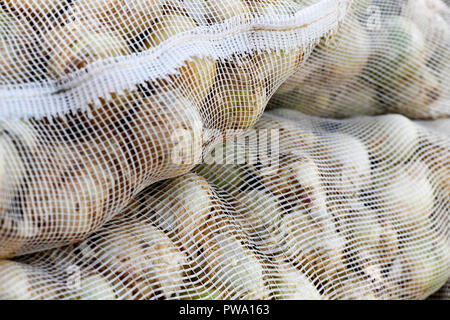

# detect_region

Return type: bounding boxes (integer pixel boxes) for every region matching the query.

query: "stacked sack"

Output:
[0,0,347,257]
[0,110,448,300]
[270,0,450,119]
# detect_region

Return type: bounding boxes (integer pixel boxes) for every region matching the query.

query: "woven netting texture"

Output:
[270,0,450,119]
[0,0,350,257]
[0,110,448,300]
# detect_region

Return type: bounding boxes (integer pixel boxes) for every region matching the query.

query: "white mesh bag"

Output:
[270,0,450,119]
[1,109,448,300]
[0,0,350,257]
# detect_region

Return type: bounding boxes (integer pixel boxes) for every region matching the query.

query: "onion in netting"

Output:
[144,173,268,299]
[366,16,426,88]
[44,22,129,77]
[68,269,117,300]
[321,79,382,118]
[403,0,450,59]
[350,114,420,165]
[0,13,40,82]
[277,207,346,290]
[229,187,285,254]
[290,15,370,89]
[209,61,267,130]
[142,13,217,105]
[251,0,304,16]
[21,137,135,249]
[201,233,269,299]
[419,138,450,204]
[387,237,450,298]
[249,154,328,217]
[390,64,444,119]
[79,220,187,299]
[236,48,305,94]
[254,114,321,153]
[70,0,164,37]
[0,120,41,258]
[144,173,218,246]
[232,188,283,236]
[118,92,204,182]
[269,258,324,300]
[0,131,27,215]
[255,155,346,284]
[322,133,371,197]
[335,201,399,294]
[375,162,435,229]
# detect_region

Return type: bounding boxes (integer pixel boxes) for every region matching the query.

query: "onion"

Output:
[183,0,250,25]
[375,162,435,230]
[322,133,371,197]
[270,258,323,300]
[80,220,186,299]
[351,114,420,165]
[71,0,164,37]
[209,61,266,130]
[201,233,269,299]
[0,260,60,299]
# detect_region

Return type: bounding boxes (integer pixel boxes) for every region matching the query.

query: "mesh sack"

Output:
[0,0,350,258]
[1,109,448,300]
[269,0,450,119]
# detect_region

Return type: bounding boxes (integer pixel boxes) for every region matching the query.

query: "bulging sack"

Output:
[1,109,448,300]
[270,0,450,119]
[0,0,348,257]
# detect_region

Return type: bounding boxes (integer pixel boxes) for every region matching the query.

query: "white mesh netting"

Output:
[429,279,449,299]
[270,0,450,119]
[0,110,448,300]
[0,0,449,300]
[0,0,348,257]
